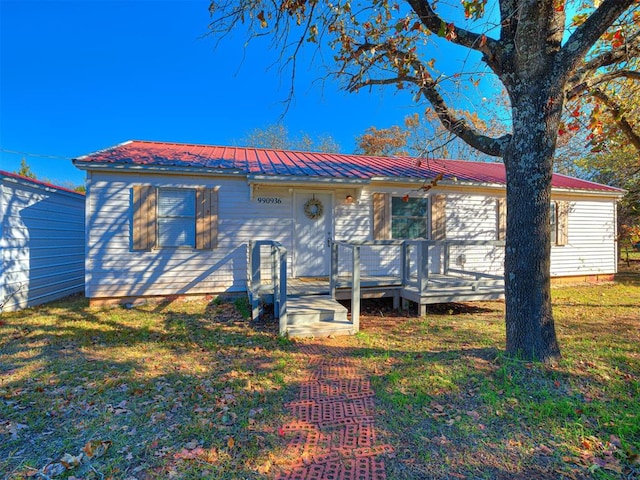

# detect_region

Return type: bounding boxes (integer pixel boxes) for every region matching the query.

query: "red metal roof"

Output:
[0,170,85,196]
[74,140,623,193]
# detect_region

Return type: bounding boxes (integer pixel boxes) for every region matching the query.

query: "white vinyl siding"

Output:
[550,199,617,277]
[84,171,620,301]
[86,174,293,298]
[0,177,85,312]
[443,194,505,276]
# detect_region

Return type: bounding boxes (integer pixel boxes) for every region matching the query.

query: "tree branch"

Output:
[591,88,640,151]
[566,69,640,101]
[568,36,640,87]
[405,0,501,70]
[347,46,510,157]
[557,0,636,78]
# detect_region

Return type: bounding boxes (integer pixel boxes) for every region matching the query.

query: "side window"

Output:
[551,201,569,246]
[158,188,196,247]
[391,197,428,239]
[132,185,218,251]
[550,202,558,245]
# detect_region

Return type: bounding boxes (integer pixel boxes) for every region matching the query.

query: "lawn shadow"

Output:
[0,296,303,479]
[615,271,640,285]
[294,293,640,480]
[2,291,637,479]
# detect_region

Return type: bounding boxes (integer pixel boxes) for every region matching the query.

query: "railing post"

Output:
[271,244,277,284]
[272,245,280,322]
[250,242,261,291]
[418,241,430,295]
[250,242,262,321]
[351,245,361,333]
[247,241,253,288]
[330,241,338,299]
[401,241,408,286]
[278,247,288,335]
[443,242,450,275]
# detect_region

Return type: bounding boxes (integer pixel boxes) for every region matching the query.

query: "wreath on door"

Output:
[303,197,324,220]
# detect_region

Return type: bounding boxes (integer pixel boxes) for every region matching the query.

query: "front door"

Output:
[294,192,332,277]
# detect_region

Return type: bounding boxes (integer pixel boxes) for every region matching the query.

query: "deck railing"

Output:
[331,239,506,327]
[248,239,505,336]
[248,240,288,334]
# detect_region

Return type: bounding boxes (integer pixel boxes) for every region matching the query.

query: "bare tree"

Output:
[239,124,341,153]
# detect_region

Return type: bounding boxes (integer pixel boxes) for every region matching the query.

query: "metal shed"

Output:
[0,171,85,312]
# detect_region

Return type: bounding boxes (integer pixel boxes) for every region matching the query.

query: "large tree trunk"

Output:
[503,80,563,363]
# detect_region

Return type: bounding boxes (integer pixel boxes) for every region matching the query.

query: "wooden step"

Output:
[284,295,353,338]
[287,295,348,325]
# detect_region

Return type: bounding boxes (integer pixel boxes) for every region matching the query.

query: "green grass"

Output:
[0,297,299,479]
[1,268,639,479]
[353,274,640,479]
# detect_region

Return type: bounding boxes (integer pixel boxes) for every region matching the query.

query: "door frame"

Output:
[292,190,334,278]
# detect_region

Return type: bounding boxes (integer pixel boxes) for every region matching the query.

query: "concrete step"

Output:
[287,295,348,326]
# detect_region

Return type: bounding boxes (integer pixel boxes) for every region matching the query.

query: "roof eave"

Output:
[1,172,85,198]
[247,174,371,186]
[551,186,626,198]
[370,176,505,189]
[73,161,246,177]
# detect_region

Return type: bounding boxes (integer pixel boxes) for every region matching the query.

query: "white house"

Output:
[0,171,85,312]
[73,140,623,309]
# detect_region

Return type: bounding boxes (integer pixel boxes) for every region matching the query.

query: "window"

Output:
[550,201,568,246]
[132,185,218,251]
[158,188,196,247]
[372,193,445,240]
[391,196,428,239]
[496,197,507,240]
[550,202,558,245]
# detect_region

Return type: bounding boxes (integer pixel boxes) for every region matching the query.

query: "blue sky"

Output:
[1,0,489,187]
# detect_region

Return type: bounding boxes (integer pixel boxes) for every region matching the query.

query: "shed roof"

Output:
[0,170,85,197]
[74,140,623,194]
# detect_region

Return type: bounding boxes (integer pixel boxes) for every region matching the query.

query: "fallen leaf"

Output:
[538,444,553,455]
[609,434,622,448]
[466,410,480,421]
[41,462,66,477]
[256,459,272,474]
[9,422,28,439]
[60,452,83,469]
[204,448,219,464]
[83,439,112,459]
[184,439,199,450]
[227,437,235,449]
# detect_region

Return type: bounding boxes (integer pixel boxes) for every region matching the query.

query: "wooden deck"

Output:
[248,239,505,338]
[291,273,504,312]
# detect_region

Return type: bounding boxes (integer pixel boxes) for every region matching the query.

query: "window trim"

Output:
[373,193,446,241]
[552,200,569,247]
[131,185,218,252]
[391,195,429,240]
[157,188,197,248]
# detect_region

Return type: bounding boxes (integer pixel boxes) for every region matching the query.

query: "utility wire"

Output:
[0,147,74,161]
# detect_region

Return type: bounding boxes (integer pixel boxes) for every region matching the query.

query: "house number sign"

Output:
[256,197,282,204]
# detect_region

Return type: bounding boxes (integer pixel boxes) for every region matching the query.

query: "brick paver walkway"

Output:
[275,342,394,480]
